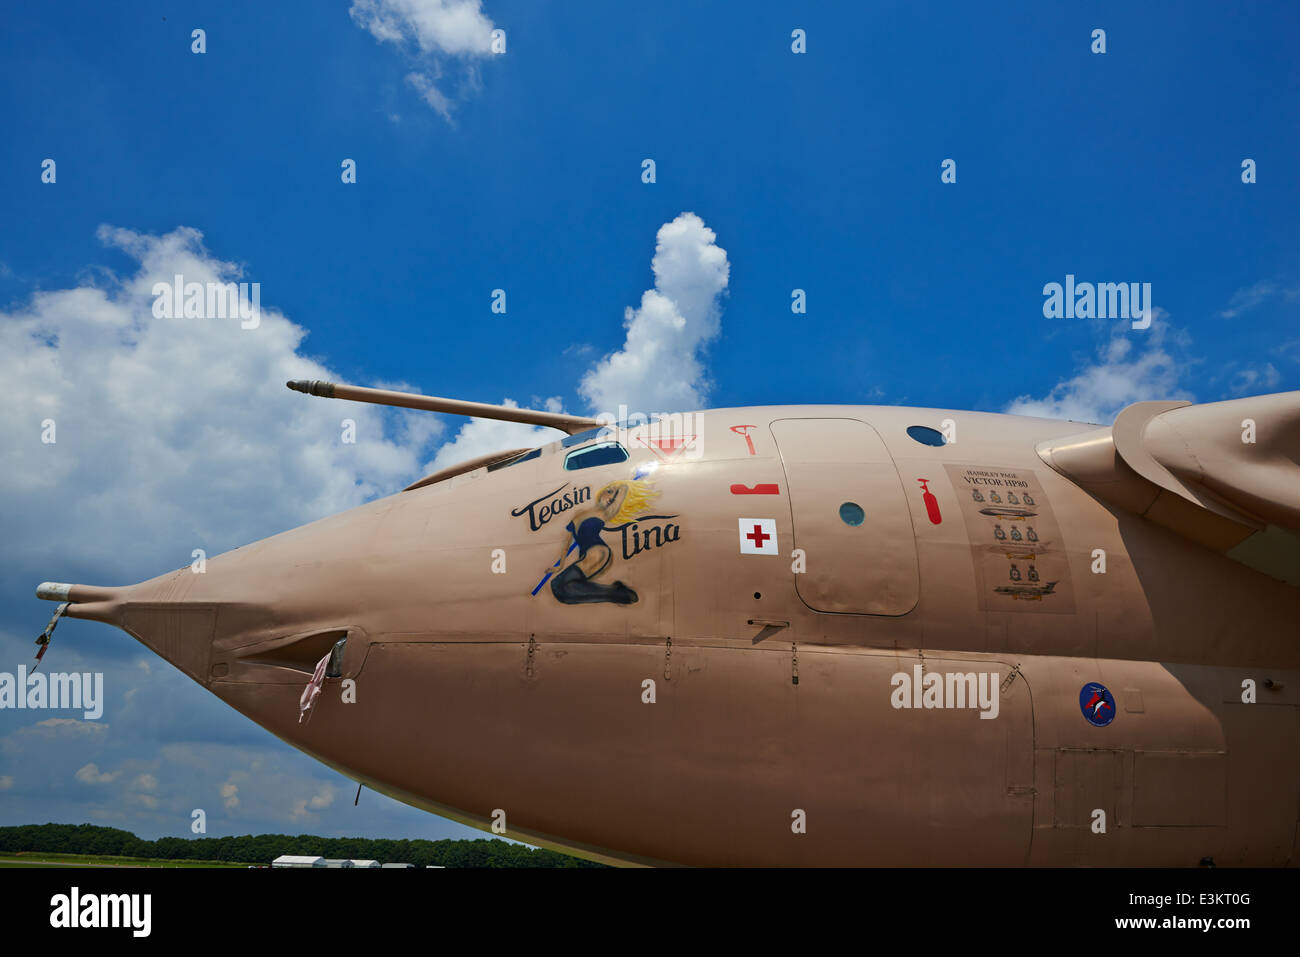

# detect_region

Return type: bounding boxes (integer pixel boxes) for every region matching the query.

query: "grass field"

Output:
[0,852,256,868]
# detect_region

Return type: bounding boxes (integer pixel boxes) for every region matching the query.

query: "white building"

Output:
[349,859,381,868]
[380,863,415,869]
[322,859,354,868]
[272,855,325,868]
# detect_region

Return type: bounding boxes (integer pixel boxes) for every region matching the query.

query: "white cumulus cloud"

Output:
[579,211,730,417]
[350,0,498,122]
[1218,280,1300,319]
[428,212,730,469]
[0,225,438,583]
[1005,314,1190,424]
[75,762,119,784]
[11,719,108,742]
[405,70,455,121]
[290,783,337,820]
[1229,362,1281,395]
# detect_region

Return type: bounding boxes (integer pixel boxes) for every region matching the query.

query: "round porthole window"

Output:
[839,502,865,526]
[906,425,946,447]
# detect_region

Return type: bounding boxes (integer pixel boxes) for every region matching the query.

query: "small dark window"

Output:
[564,441,628,471]
[839,502,865,526]
[906,425,946,447]
[487,448,541,472]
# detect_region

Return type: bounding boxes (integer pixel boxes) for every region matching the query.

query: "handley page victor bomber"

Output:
[34,380,1300,866]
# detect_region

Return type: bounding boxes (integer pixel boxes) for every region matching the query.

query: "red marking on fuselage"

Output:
[636,434,697,461]
[730,424,757,456]
[730,483,780,495]
[917,478,942,525]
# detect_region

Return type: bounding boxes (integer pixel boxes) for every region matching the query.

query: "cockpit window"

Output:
[562,426,613,447]
[487,448,541,472]
[563,441,629,471]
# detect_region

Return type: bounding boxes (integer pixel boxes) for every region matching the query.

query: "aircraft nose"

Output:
[37,524,361,688]
[38,571,224,684]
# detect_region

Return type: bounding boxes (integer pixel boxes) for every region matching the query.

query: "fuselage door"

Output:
[770,417,919,615]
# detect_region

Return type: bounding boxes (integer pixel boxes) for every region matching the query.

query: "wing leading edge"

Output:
[1037,391,1300,586]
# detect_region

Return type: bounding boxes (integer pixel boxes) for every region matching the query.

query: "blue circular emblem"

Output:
[1079,683,1116,727]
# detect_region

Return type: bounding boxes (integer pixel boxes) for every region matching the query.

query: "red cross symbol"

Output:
[738,517,777,555]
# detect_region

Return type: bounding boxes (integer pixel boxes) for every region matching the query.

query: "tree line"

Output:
[0,823,606,868]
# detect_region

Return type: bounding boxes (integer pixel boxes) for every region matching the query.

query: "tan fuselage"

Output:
[65,406,1300,865]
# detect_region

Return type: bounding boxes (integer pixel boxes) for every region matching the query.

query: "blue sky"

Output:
[1,1,1297,843]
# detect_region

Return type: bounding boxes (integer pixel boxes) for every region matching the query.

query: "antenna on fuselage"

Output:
[286,380,603,436]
